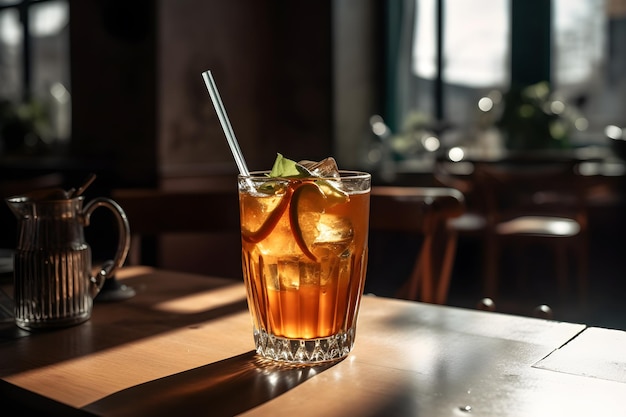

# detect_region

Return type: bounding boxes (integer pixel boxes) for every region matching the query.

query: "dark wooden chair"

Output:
[369,186,465,304]
[476,159,589,303]
[436,155,589,305]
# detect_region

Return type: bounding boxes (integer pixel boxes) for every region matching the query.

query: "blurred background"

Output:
[1,0,625,326]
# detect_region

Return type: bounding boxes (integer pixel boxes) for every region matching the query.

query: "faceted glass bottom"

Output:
[254,327,355,364]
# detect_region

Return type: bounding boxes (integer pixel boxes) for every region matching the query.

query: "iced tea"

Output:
[239,169,370,363]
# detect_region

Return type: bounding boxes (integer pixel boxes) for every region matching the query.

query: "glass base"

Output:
[95,277,136,302]
[254,328,355,364]
[15,312,90,331]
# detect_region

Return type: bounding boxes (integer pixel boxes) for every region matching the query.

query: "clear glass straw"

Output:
[202,70,250,176]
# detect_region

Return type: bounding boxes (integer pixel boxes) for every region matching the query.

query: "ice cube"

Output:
[315,214,353,245]
[298,157,340,179]
[313,214,354,257]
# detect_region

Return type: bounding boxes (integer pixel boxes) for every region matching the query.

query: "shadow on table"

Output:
[0,380,98,416]
[84,351,338,417]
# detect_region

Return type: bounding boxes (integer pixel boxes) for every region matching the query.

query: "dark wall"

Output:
[157,0,334,175]
[70,0,158,188]
[69,0,335,185]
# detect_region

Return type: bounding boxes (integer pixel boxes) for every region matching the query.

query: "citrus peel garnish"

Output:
[241,186,293,243]
[289,182,326,261]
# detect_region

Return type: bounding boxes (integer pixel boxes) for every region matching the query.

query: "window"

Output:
[414,0,509,88]
[388,0,620,154]
[553,0,607,141]
[0,0,70,152]
[412,0,509,137]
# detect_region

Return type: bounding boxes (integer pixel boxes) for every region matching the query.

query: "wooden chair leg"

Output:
[436,227,458,305]
[128,235,142,265]
[418,233,434,303]
[484,232,499,299]
[577,236,589,307]
[555,243,569,296]
[402,218,458,305]
[395,237,424,301]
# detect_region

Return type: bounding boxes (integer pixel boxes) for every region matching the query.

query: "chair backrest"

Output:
[435,153,588,222]
[111,188,240,235]
[473,158,587,226]
[112,185,466,302]
[369,186,465,303]
[370,186,465,232]
[114,186,466,233]
[110,188,241,277]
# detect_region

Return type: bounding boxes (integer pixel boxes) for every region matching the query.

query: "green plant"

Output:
[496,82,574,150]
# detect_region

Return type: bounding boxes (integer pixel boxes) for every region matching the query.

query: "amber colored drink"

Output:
[238,171,370,363]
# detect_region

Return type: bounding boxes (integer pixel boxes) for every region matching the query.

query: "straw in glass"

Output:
[202,70,250,177]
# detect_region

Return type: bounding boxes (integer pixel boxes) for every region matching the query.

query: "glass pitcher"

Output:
[6,192,130,330]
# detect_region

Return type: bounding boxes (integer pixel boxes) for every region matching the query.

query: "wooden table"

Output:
[1,267,625,416]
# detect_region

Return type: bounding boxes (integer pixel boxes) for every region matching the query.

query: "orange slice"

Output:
[241,186,293,243]
[289,182,326,261]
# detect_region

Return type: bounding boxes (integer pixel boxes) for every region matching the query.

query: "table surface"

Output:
[1,266,625,416]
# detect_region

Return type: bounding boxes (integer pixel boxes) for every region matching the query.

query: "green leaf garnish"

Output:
[258,154,305,193]
[269,153,303,177]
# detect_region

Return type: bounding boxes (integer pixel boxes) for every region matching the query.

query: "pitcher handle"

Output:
[83,197,131,296]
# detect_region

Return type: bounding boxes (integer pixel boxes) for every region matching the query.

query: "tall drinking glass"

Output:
[238,171,371,363]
